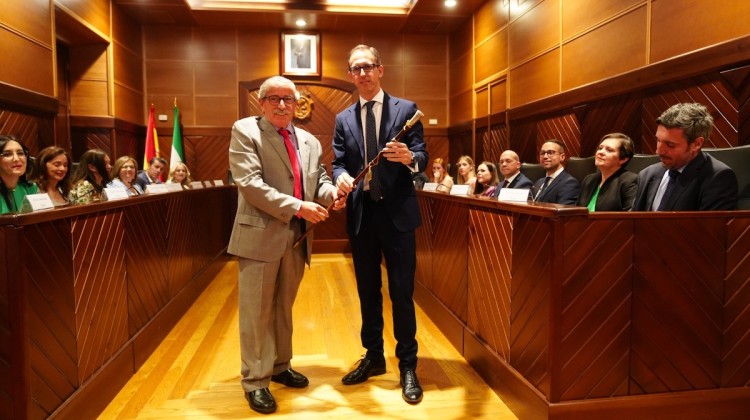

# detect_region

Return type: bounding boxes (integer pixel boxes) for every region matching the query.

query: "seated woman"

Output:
[456,155,476,188]
[472,161,500,197]
[32,146,72,206]
[431,158,454,193]
[167,162,193,189]
[68,149,112,204]
[0,135,38,214]
[577,133,638,211]
[107,156,143,196]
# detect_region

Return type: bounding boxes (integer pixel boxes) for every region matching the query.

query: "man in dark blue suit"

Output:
[492,149,533,198]
[332,44,427,404]
[532,139,580,205]
[632,103,737,211]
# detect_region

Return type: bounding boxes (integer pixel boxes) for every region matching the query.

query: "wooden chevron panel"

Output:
[631,218,725,394]
[467,208,512,361]
[537,113,581,157]
[166,195,193,295]
[115,128,140,160]
[184,135,231,183]
[415,195,433,287]
[0,110,50,154]
[21,220,78,417]
[431,199,468,322]
[510,213,550,397]
[723,216,750,387]
[577,93,643,155]
[72,127,112,159]
[190,190,232,274]
[124,201,169,335]
[485,123,508,163]
[721,64,750,146]
[641,73,739,153]
[556,218,632,401]
[509,119,539,164]
[71,211,129,384]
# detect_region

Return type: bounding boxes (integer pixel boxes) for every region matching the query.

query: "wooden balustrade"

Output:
[414,191,750,419]
[0,186,237,419]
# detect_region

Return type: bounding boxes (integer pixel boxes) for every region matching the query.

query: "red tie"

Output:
[279,129,302,199]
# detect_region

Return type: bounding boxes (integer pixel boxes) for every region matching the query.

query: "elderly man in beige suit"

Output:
[228,76,342,414]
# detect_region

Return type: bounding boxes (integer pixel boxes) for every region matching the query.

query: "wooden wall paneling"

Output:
[71,210,129,384]
[631,217,725,394]
[0,29,54,97]
[508,0,559,67]
[561,6,647,92]
[720,64,750,146]
[476,87,488,119]
[509,49,561,109]
[490,80,507,115]
[509,118,539,164]
[432,199,469,323]
[71,127,113,159]
[183,134,230,183]
[650,1,750,63]
[166,195,193,296]
[577,93,642,156]
[125,201,170,336]
[56,0,111,37]
[556,217,632,401]
[475,30,508,84]
[722,216,750,387]
[22,221,77,417]
[450,90,474,126]
[536,112,581,157]
[561,0,643,40]
[475,125,487,164]
[474,0,509,45]
[449,54,473,99]
[0,110,48,154]
[2,0,53,47]
[425,134,449,168]
[467,207,512,362]
[0,227,11,419]
[510,213,551,398]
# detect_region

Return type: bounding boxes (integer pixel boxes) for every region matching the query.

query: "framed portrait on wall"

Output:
[280,31,320,77]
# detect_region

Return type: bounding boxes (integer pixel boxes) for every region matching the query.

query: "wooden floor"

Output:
[100,254,517,419]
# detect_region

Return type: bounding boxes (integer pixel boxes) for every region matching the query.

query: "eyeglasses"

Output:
[262,95,296,106]
[539,150,560,157]
[349,63,379,75]
[1,150,27,160]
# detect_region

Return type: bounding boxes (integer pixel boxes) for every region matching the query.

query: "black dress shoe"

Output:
[271,368,309,388]
[400,369,423,404]
[342,357,386,385]
[245,388,276,414]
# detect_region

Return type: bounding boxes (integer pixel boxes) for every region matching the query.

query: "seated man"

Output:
[632,102,738,211]
[532,140,580,205]
[135,156,166,191]
[492,149,533,198]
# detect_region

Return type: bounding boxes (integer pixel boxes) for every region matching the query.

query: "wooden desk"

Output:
[414,191,750,419]
[0,187,236,419]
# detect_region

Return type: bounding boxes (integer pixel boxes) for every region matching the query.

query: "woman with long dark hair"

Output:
[0,135,38,214]
[68,149,112,204]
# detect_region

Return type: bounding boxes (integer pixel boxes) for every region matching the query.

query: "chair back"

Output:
[565,156,596,183]
[705,145,750,210]
[520,162,545,183]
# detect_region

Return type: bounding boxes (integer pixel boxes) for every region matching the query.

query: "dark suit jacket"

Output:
[491,172,533,198]
[332,93,427,236]
[577,168,638,211]
[532,169,580,205]
[632,151,738,211]
[134,171,154,191]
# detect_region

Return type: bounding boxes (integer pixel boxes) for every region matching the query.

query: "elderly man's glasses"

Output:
[1,150,27,160]
[263,95,296,106]
[349,64,379,75]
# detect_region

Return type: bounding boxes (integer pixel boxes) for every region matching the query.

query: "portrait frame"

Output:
[280,31,321,77]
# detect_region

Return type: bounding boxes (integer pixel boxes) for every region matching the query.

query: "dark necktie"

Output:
[279,129,302,200]
[657,169,680,211]
[536,176,551,199]
[365,101,381,201]
[501,179,509,188]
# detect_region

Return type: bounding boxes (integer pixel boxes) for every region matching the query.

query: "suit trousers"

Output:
[238,219,305,392]
[350,194,418,373]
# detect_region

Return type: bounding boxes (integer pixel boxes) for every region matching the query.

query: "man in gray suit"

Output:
[228,76,342,414]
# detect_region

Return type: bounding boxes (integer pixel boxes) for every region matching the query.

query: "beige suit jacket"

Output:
[227,116,335,264]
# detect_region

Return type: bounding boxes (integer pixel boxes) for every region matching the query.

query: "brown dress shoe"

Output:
[342,357,386,385]
[245,388,276,414]
[271,368,309,388]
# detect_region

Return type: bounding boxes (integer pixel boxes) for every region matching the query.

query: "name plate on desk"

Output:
[165,183,183,192]
[203,180,213,188]
[449,184,470,196]
[498,188,531,202]
[146,184,169,194]
[20,193,55,212]
[422,182,438,192]
[213,180,224,186]
[102,187,129,201]
[190,181,204,189]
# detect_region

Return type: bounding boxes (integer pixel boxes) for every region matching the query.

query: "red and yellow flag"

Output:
[144,104,160,172]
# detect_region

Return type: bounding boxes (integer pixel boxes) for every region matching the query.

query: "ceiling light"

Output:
[295,18,306,27]
[445,0,457,7]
